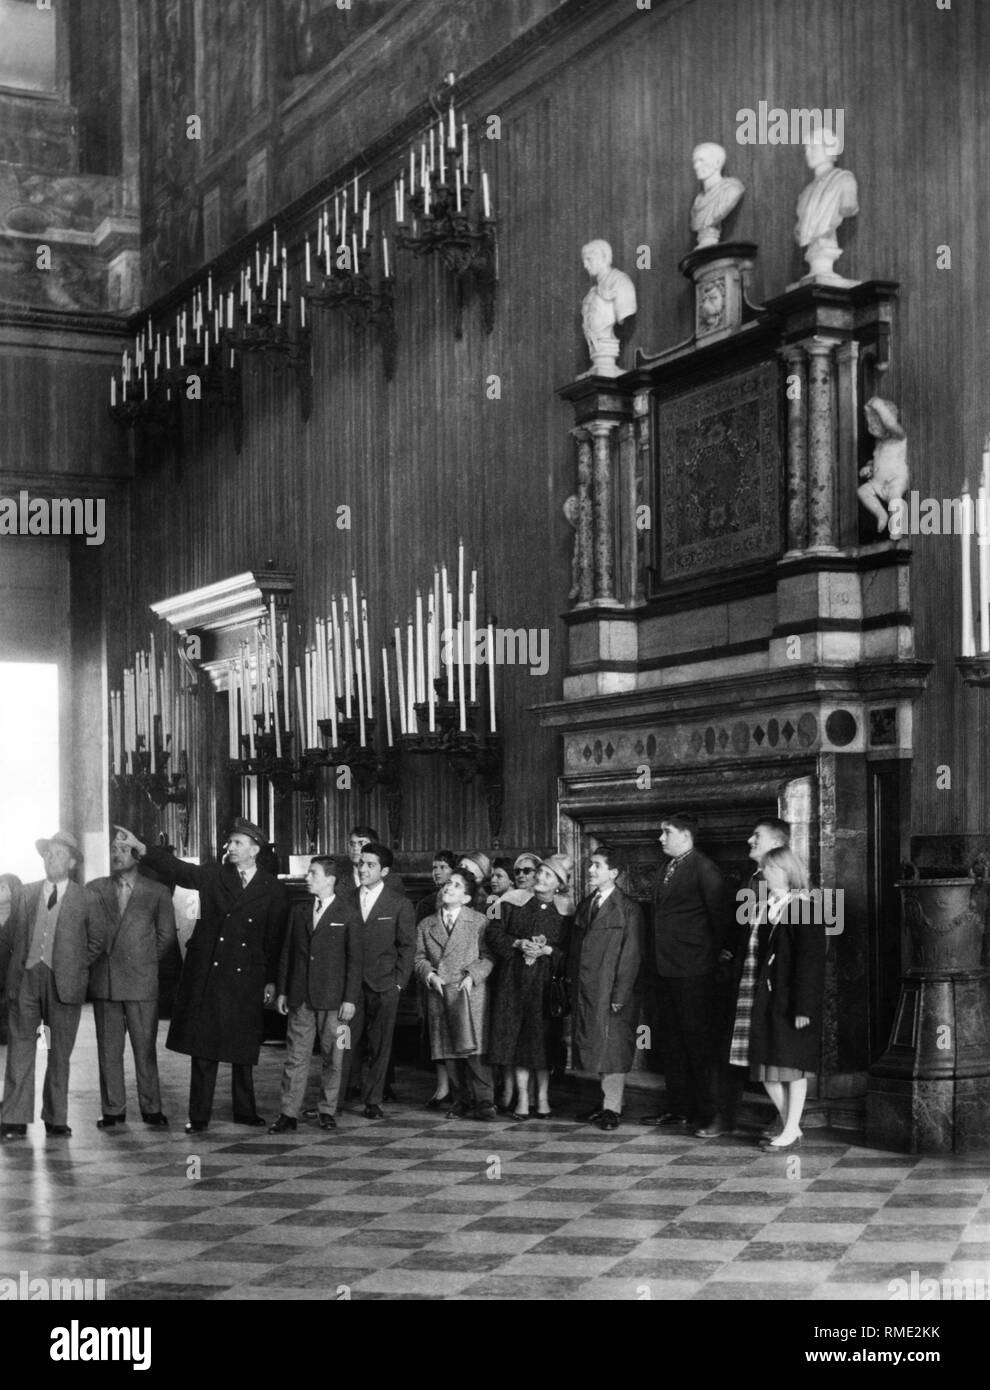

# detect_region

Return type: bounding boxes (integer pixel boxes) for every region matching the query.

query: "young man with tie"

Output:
[347,842,415,1119]
[0,831,105,1140]
[269,856,362,1133]
[569,847,643,1131]
[87,832,176,1129]
[114,819,288,1133]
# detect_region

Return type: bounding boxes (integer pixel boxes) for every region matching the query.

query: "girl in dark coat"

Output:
[747,846,826,1151]
[486,855,573,1119]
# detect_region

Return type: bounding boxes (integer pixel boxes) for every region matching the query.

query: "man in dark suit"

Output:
[269,855,362,1133]
[642,812,731,1131]
[0,831,106,1140]
[115,818,289,1134]
[87,832,177,1129]
[347,842,415,1119]
[570,846,643,1131]
[699,816,791,1138]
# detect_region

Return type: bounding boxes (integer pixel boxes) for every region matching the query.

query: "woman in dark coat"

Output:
[746,846,826,1151]
[486,854,573,1119]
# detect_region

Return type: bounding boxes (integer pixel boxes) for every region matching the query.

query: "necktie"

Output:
[117,880,131,916]
[46,886,57,911]
[314,899,326,925]
[239,870,248,888]
[590,892,601,918]
[360,888,370,920]
[443,912,455,933]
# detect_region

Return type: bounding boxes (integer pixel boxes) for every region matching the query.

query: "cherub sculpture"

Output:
[858,396,908,535]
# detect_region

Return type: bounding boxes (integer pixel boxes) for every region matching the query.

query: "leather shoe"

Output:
[45,1123,71,1137]
[640,1112,689,1127]
[268,1113,297,1134]
[319,1113,336,1130]
[141,1112,168,1127]
[596,1110,621,1131]
[362,1104,385,1120]
[472,1105,498,1122]
[185,1121,208,1133]
[425,1095,450,1110]
[302,1108,319,1120]
[97,1113,125,1129]
[695,1121,733,1138]
[0,1124,27,1140]
[232,1114,267,1127]
[445,1100,473,1119]
[575,1107,604,1123]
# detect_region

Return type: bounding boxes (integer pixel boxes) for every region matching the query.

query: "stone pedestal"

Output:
[866,871,990,1152]
[678,240,757,344]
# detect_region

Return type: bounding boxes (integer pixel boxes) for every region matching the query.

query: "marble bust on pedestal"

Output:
[690,142,744,249]
[795,130,859,281]
[580,239,637,378]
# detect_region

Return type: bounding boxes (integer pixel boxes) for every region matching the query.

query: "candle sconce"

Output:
[225,305,312,422]
[956,656,990,688]
[397,190,496,340]
[304,256,397,381]
[164,346,245,456]
[109,378,181,443]
[316,717,401,797]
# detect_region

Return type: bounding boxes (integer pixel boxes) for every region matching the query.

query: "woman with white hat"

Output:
[486,854,574,1119]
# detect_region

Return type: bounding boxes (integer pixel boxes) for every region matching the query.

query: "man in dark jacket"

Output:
[115,819,289,1134]
[87,833,176,1128]
[269,855,362,1133]
[642,812,731,1130]
[569,846,642,1131]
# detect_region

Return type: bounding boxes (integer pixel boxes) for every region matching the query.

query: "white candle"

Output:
[305,238,311,283]
[295,665,304,748]
[356,638,366,747]
[415,591,425,703]
[449,101,455,147]
[406,619,416,733]
[427,593,436,733]
[342,598,353,720]
[455,165,461,213]
[281,619,290,732]
[361,596,373,717]
[382,234,389,281]
[330,598,342,692]
[487,618,496,732]
[409,148,415,194]
[482,171,491,219]
[462,121,468,178]
[300,294,306,329]
[327,622,338,748]
[110,376,116,407]
[429,126,435,172]
[382,647,393,747]
[305,649,314,749]
[981,464,990,653]
[468,569,477,703]
[363,190,370,247]
[442,565,453,702]
[394,624,407,736]
[962,483,974,657]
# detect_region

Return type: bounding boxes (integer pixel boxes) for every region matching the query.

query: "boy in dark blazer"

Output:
[87,833,176,1128]
[269,855,362,1132]
[346,842,415,1119]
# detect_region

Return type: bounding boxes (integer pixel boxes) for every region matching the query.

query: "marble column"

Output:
[781,345,808,556]
[835,340,860,547]
[806,338,839,551]
[570,427,594,606]
[589,420,619,604]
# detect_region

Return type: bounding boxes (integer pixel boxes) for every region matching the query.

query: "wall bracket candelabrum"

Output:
[109,379,181,445]
[304,255,397,380]
[226,305,312,422]
[400,687,504,840]
[112,736,189,814]
[397,188,496,340]
[956,656,990,688]
[164,344,244,455]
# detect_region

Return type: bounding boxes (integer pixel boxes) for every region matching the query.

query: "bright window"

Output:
[0,0,56,94]
[0,663,59,882]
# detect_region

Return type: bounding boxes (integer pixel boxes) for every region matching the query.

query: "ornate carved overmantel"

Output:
[544,260,930,1118]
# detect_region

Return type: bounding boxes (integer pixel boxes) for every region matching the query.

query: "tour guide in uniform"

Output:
[114,820,289,1133]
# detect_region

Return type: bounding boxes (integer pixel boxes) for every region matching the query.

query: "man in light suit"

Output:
[346,842,415,1119]
[0,831,106,1140]
[87,833,177,1129]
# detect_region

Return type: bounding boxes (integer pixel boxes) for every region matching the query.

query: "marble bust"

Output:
[795,130,859,279]
[580,239,637,378]
[690,143,744,248]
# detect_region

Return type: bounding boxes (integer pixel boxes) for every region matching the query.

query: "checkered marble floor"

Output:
[1,1012,988,1301]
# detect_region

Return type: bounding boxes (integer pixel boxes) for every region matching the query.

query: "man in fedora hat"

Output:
[114,819,289,1133]
[0,831,105,1140]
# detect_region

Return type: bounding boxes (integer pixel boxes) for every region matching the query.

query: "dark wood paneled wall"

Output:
[121,0,988,864]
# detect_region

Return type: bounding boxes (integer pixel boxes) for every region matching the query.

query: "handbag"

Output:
[548,971,570,1019]
[442,983,478,1055]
